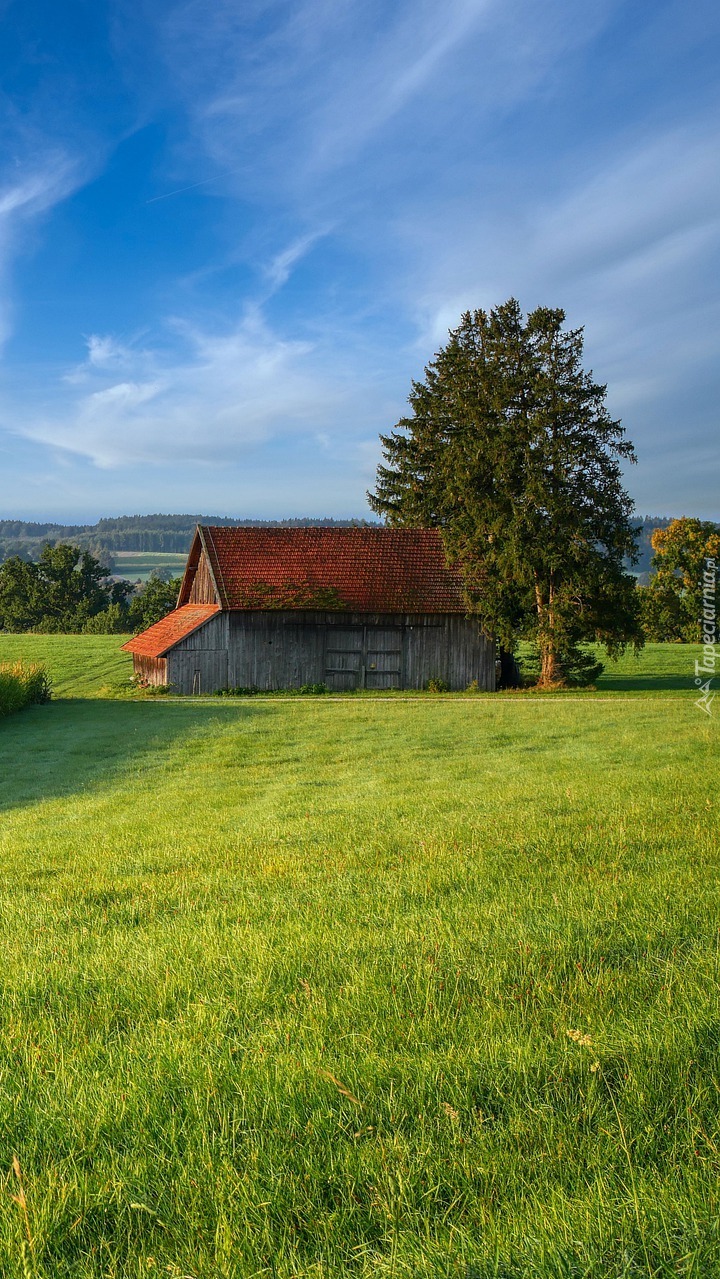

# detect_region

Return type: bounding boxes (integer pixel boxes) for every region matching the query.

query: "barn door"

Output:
[363,628,402,689]
[324,626,403,691]
[324,628,363,690]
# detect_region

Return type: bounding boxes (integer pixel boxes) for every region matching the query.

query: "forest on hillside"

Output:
[0,514,709,578]
[0,515,380,566]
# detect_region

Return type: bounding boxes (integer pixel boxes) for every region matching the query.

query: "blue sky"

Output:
[0,0,718,522]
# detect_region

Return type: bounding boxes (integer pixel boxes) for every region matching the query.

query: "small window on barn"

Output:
[192,669,201,695]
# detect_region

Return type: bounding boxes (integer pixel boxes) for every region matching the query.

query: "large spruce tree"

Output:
[369,299,642,686]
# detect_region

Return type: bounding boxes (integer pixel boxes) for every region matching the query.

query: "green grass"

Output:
[113,552,188,582]
[594,643,701,692]
[0,634,134,697]
[0,639,717,1276]
[0,635,703,703]
[513,642,701,695]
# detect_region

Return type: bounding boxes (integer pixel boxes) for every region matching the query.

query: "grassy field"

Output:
[0,635,704,700]
[112,552,187,582]
[0,635,134,697]
[0,639,717,1277]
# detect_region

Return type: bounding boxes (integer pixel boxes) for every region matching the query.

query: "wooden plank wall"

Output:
[132,654,168,686]
[165,611,495,692]
[188,551,218,604]
[166,613,229,694]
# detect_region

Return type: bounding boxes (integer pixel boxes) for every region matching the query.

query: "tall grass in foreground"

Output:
[0,695,717,1276]
[0,662,50,716]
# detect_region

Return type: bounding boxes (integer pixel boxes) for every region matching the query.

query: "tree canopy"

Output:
[0,544,129,633]
[369,299,642,685]
[0,545,187,635]
[638,518,720,641]
[127,574,182,631]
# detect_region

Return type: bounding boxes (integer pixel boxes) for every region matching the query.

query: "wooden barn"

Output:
[122,526,496,693]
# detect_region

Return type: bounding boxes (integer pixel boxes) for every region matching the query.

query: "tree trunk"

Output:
[538,644,564,687]
[535,573,566,687]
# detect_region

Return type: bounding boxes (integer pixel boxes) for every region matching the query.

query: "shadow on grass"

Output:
[0,697,274,814]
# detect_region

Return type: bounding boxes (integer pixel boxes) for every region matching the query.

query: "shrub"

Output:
[0,662,52,716]
[130,674,175,696]
[83,603,130,634]
[425,676,449,693]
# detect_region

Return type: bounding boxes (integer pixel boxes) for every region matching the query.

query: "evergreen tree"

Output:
[369,300,642,685]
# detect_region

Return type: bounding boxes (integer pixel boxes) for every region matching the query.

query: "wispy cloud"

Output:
[11,310,385,468]
[160,0,613,203]
[264,226,331,292]
[402,120,720,494]
[0,150,83,346]
[1,0,718,518]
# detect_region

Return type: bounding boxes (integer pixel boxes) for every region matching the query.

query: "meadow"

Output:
[0,636,717,1277]
[112,552,188,583]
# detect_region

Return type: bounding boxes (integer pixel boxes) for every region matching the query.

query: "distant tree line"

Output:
[0,513,700,576]
[631,517,676,580]
[0,515,381,562]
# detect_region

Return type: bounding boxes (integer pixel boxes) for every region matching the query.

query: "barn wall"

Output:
[166,612,229,694]
[132,654,168,686]
[226,613,496,695]
[164,610,495,693]
[228,612,326,689]
[403,615,496,691]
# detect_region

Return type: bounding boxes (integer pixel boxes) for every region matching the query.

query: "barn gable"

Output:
[178,529,222,607]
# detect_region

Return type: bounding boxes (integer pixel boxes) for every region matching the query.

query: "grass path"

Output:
[0,693,718,1276]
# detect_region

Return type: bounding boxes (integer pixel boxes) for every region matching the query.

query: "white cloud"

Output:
[86,335,131,368]
[11,311,387,468]
[264,227,331,291]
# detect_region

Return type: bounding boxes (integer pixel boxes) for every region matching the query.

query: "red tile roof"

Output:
[122,604,220,658]
[196,526,466,612]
